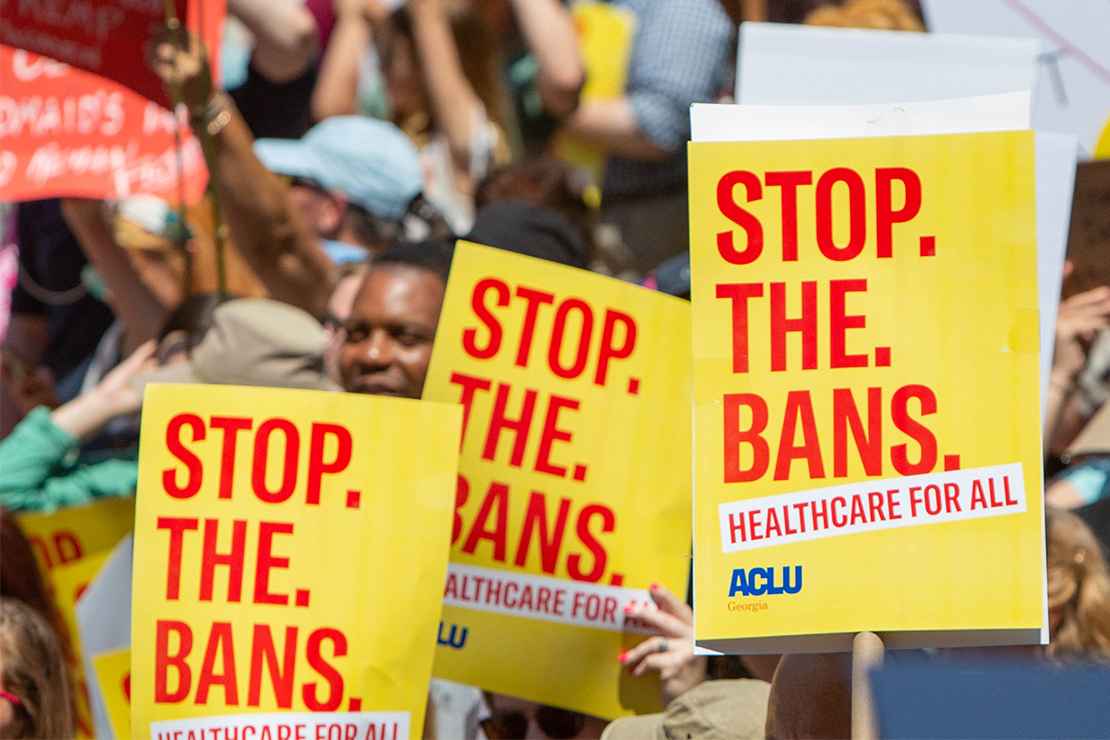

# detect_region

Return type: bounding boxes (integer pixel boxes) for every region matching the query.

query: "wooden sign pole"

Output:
[162,0,228,296]
[851,631,885,740]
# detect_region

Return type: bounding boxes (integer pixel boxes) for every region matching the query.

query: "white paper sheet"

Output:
[736,23,1040,108]
[76,535,133,739]
[923,0,1110,159]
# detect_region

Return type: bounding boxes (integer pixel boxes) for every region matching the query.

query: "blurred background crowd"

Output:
[2,0,1110,737]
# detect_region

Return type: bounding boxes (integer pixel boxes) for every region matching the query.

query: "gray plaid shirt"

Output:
[603,0,734,199]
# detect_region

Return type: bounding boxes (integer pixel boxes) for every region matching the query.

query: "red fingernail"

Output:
[618,651,628,663]
[624,604,634,614]
[650,582,660,591]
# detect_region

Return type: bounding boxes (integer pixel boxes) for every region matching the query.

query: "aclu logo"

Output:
[728,565,803,597]
[437,621,468,649]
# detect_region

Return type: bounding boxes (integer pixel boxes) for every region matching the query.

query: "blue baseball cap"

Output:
[255,117,423,222]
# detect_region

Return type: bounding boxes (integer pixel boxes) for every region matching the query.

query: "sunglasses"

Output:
[481,705,586,739]
[278,174,329,194]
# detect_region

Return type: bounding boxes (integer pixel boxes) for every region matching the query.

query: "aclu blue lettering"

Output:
[728,566,803,597]
[438,620,469,649]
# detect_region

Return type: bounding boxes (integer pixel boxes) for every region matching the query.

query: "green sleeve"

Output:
[0,407,138,512]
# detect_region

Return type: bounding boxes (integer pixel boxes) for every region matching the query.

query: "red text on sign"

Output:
[453,475,616,583]
[154,620,348,711]
[162,416,352,504]
[462,278,638,387]
[716,167,924,264]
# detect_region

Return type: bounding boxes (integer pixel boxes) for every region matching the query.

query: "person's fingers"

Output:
[631,652,671,678]
[625,603,689,637]
[620,636,668,669]
[658,652,697,681]
[1062,286,1110,311]
[1066,296,1110,320]
[151,40,177,67]
[1065,318,1110,343]
[116,341,159,378]
[648,583,692,621]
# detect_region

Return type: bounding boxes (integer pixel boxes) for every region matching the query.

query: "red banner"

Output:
[0,1,223,203]
[0,0,191,107]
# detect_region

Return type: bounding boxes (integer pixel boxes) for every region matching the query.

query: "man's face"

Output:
[338,266,444,398]
[287,178,344,239]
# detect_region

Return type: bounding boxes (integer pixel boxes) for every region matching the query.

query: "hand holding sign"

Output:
[620,585,706,707]
[149,27,215,116]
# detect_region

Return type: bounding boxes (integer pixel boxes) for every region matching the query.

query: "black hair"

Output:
[466,200,588,269]
[157,292,235,352]
[371,239,455,283]
[345,196,453,250]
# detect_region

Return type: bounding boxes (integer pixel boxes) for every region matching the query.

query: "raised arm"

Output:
[60,199,169,354]
[312,0,379,120]
[508,0,584,118]
[228,0,320,82]
[151,31,337,317]
[564,0,732,162]
[406,0,487,170]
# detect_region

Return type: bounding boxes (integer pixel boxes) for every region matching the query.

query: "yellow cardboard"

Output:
[688,131,1046,652]
[130,385,460,738]
[423,242,691,718]
[92,648,132,739]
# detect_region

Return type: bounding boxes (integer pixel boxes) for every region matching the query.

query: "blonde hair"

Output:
[0,598,74,738]
[805,0,924,31]
[1046,508,1110,662]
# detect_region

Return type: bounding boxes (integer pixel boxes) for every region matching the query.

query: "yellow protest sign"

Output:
[554,2,635,185]
[93,648,132,739]
[50,549,113,739]
[689,131,1046,652]
[18,496,135,572]
[422,242,691,718]
[131,385,460,738]
[18,497,134,739]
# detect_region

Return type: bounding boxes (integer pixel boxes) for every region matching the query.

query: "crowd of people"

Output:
[1,0,1109,737]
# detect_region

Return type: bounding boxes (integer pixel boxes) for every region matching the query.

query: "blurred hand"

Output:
[149,28,214,111]
[336,0,387,21]
[89,340,159,418]
[60,198,107,230]
[1053,286,1110,385]
[620,584,707,706]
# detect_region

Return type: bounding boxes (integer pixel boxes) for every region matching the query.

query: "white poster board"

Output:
[922,0,1110,159]
[736,23,1039,109]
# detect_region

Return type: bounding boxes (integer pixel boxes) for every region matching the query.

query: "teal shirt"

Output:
[0,407,138,513]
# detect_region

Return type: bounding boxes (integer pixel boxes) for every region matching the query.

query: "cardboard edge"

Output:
[696,628,1044,655]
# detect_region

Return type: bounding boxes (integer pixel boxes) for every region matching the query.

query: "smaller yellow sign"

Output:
[17,496,135,573]
[1096,113,1110,159]
[92,648,132,739]
[19,498,134,740]
[50,550,114,740]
